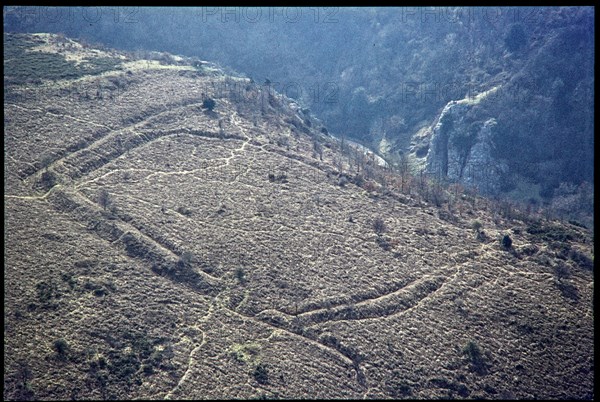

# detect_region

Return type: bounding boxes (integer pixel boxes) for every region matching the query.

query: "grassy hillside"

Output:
[3,33,594,400]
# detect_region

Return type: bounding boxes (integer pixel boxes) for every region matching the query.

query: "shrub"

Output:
[476,230,488,242]
[253,363,269,384]
[429,378,470,397]
[36,281,58,303]
[569,249,593,270]
[108,352,140,381]
[527,222,578,242]
[338,175,349,187]
[142,364,154,375]
[276,136,290,148]
[98,188,111,210]
[376,236,392,251]
[363,181,377,193]
[568,220,587,229]
[53,338,70,356]
[40,169,57,189]
[105,204,118,220]
[518,243,539,256]
[12,361,34,400]
[202,97,216,111]
[551,242,571,260]
[98,356,107,369]
[386,376,412,397]
[438,209,457,223]
[554,262,571,279]
[60,272,77,289]
[268,173,288,184]
[373,218,386,235]
[463,341,487,375]
[177,251,194,269]
[471,220,483,232]
[352,174,365,187]
[501,234,512,249]
[176,206,192,217]
[84,281,102,291]
[236,267,246,284]
[556,281,579,301]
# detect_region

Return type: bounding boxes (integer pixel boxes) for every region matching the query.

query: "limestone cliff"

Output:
[424,87,507,195]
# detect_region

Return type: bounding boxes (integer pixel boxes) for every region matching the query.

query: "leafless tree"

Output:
[313,139,323,161]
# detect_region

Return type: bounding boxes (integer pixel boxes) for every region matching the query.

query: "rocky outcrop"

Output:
[424,88,507,195]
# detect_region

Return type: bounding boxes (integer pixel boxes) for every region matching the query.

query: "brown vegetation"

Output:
[4,33,594,400]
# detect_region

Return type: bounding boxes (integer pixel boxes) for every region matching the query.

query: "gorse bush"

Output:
[235,267,246,284]
[40,169,57,189]
[373,218,386,235]
[463,341,488,375]
[98,188,112,210]
[554,262,571,279]
[471,220,483,232]
[253,363,269,384]
[36,281,58,303]
[501,234,513,249]
[268,173,288,184]
[376,236,392,251]
[338,175,349,187]
[10,361,35,400]
[556,281,580,301]
[53,339,69,357]
[178,251,194,269]
[568,249,593,271]
[176,206,192,217]
[202,97,216,111]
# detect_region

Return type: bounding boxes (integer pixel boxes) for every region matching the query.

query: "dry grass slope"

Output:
[4,33,594,400]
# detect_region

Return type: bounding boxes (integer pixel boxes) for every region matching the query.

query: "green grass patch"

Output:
[4,33,122,85]
[229,342,261,364]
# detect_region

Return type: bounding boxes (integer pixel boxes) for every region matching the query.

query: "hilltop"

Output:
[3,33,594,400]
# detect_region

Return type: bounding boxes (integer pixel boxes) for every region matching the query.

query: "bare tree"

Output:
[333,154,343,174]
[313,139,323,161]
[397,152,411,193]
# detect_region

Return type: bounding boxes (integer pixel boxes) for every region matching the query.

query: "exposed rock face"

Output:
[425,89,507,195]
[461,118,508,193]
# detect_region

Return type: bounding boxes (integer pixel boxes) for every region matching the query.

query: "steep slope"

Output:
[4,33,594,400]
[4,7,594,197]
